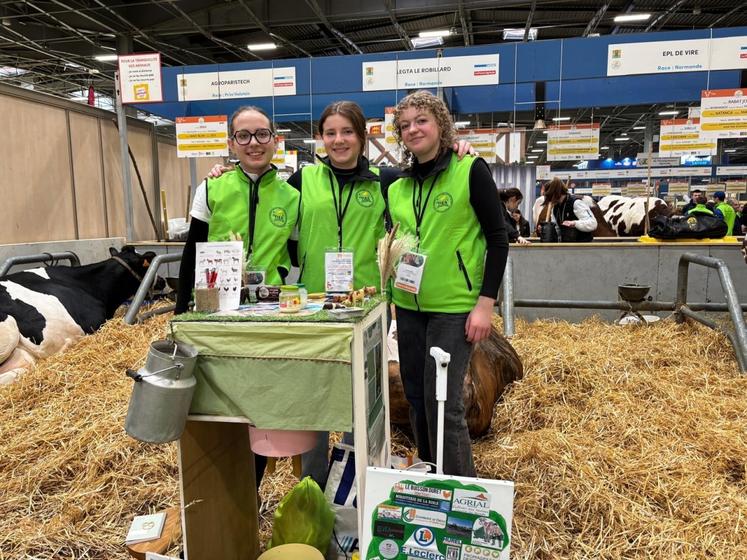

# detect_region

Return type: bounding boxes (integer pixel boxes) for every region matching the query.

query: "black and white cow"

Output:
[597,195,672,236]
[0,246,156,384]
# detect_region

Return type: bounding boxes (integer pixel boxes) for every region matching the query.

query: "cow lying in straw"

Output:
[0,246,156,385]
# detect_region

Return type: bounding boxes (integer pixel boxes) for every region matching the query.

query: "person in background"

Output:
[512,209,531,237]
[175,105,300,489]
[388,90,509,477]
[498,187,530,244]
[712,191,736,235]
[541,177,597,242]
[681,189,703,215]
[687,192,723,220]
[739,202,747,234]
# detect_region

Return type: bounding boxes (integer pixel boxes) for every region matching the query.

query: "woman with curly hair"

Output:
[388,90,509,476]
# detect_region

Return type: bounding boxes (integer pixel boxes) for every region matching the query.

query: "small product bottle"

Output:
[295,283,308,308]
[279,285,301,313]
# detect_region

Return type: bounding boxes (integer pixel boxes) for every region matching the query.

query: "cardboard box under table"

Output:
[170,301,390,560]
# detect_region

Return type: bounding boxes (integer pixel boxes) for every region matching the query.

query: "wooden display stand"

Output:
[173,302,390,560]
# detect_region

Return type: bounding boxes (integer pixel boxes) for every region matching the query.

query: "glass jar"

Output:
[295,283,308,308]
[279,285,301,313]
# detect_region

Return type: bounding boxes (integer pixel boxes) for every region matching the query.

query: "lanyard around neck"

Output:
[327,167,355,251]
[411,173,440,240]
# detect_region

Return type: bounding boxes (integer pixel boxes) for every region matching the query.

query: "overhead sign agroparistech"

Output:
[362,54,499,91]
[176,67,296,101]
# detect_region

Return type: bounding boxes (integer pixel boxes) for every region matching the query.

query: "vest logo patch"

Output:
[433,192,453,213]
[356,189,375,207]
[269,207,288,227]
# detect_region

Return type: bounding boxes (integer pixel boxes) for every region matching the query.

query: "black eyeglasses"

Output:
[232,128,273,145]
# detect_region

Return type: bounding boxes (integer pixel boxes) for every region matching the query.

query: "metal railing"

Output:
[123,252,182,325]
[0,251,81,277]
[498,253,747,373]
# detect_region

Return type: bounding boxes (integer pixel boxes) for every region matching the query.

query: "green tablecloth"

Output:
[171,320,356,431]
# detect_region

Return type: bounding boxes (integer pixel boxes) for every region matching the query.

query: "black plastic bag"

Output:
[538,221,559,242]
[649,214,728,239]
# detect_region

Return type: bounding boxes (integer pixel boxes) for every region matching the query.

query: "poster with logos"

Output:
[175,116,229,158]
[699,88,747,139]
[363,467,513,560]
[118,53,162,104]
[176,66,296,101]
[546,124,600,161]
[659,119,717,157]
[607,36,747,76]
[457,130,497,163]
[362,54,499,91]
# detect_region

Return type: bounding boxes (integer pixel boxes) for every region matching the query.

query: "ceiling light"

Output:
[614,137,629,141]
[276,128,291,133]
[613,13,651,22]
[419,29,451,38]
[531,149,544,153]
[412,36,444,49]
[303,139,316,144]
[537,140,547,144]
[600,146,609,149]
[503,28,538,41]
[527,155,539,159]
[633,126,646,130]
[454,121,471,128]
[724,149,737,153]
[247,43,277,51]
[552,117,571,122]
[94,54,118,62]
[659,110,679,116]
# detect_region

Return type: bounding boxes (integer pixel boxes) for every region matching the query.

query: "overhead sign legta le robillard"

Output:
[362,54,499,91]
[607,35,747,76]
[176,67,296,101]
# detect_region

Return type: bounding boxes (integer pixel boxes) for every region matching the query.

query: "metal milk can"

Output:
[125,339,199,443]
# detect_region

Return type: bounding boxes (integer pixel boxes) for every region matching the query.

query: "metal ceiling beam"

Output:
[234,0,312,57]
[582,1,611,37]
[160,0,262,61]
[384,0,412,50]
[523,0,537,42]
[709,1,747,28]
[457,0,473,47]
[304,0,362,55]
[645,0,687,32]
[24,0,100,50]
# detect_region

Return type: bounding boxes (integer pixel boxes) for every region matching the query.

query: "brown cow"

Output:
[388,327,523,438]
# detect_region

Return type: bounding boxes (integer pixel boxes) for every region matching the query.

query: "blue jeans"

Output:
[395,306,476,477]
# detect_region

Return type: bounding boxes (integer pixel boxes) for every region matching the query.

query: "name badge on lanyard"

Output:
[394,251,427,294]
[325,250,354,293]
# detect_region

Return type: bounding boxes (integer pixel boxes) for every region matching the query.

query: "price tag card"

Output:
[325,251,354,293]
[394,252,427,294]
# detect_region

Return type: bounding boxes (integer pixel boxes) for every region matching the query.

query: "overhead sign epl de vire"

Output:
[607,36,747,77]
[176,67,296,101]
[362,54,499,91]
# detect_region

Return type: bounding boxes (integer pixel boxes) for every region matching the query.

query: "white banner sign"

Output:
[175,115,228,158]
[118,53,163,104]
[607,36,747,76]
[716,165,747,176]
[636,151,683,166]
[546,124,600,161]
[362,54,499,91]
[659,119,718,156]
[537,166,711,181]
[699,88,747,139]
[176,67,296,101]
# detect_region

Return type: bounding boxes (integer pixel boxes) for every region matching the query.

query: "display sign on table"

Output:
[699,88,747,139]
[194,241,243,311]
[176,67,296,101]
[362,54,499,91]
[118,53,163,104]
[175,116,229,158]
[546,124,600,161]
[659,119,717,157]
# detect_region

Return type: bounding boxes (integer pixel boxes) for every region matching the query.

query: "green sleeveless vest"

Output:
[388,154,486,313]
[207,166,299,285]
[715,202,736,235]
[297,162,385,293]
